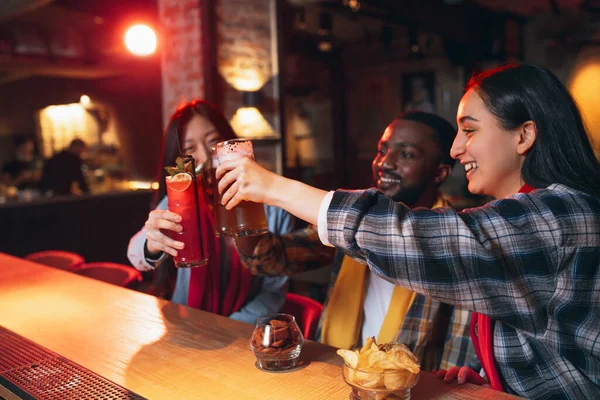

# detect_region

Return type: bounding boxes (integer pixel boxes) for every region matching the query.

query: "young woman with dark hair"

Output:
[128,100,295,324]
[465,63,599,195]
[216,64,600,398]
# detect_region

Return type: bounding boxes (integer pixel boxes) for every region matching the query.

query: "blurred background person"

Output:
[1,136,41,190]
[40,138,90,196]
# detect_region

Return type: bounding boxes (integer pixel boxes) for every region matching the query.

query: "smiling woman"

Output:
[451,89,529,199]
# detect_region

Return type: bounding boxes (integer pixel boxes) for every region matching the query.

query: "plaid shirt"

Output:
[325,184,600,399]
[395,293,477,371]
[238,220,477,370]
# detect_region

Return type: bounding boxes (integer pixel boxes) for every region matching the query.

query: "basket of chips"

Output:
[337,337,420,400]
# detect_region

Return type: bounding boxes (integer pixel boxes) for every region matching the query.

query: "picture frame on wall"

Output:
[401,71,436,113]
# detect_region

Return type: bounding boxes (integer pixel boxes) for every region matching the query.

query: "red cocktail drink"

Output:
[166,171,208,268]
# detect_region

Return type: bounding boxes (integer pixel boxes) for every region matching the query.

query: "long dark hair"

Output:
[154,100,237,207]
[467,63,600,196]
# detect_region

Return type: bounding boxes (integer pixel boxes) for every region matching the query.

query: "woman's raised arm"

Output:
[216,156,327,226]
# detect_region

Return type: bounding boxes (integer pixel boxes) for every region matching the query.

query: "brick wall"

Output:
[158,0,279,137]
[217,0,276,120]
[158,0,205,125]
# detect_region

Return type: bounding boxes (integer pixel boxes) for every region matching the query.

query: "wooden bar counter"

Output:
[0,253,520,399]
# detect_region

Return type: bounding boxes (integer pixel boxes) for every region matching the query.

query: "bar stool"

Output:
[25,250,85,272]
[280,293,324,340]
[75,262,142,289]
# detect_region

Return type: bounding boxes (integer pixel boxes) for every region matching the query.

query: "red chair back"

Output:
[74,262,142,289]
[280,293,324,340]
[25,251,85,272]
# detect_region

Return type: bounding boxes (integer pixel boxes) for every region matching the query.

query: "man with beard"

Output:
[235,111,476,371]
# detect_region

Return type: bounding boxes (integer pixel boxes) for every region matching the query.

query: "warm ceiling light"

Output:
[569,62,600,151]
[125,24,157,56]
[230,107,275,138]
[80,95,90,107]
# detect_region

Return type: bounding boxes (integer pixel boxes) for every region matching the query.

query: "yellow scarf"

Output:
[321,255,367,349]
[321,196,447,349]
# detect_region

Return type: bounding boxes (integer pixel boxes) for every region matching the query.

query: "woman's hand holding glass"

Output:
[144,209,185,257]
[216,155,327,227]
[216,156,279,210]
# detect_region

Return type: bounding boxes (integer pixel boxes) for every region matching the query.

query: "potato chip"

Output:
[357,347,375,369]
[354,366,385,388]
[336,349,359,369]
[367,350,389,366]
[386,350,420,374]
[389,343,419,364]
[370,358,398,370]
[361,336,376,353]
[377,342,394,352]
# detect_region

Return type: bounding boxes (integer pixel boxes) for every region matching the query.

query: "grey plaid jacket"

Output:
[325,184,600,400]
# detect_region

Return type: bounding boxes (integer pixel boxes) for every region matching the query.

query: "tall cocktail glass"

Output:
[165,157,208,268]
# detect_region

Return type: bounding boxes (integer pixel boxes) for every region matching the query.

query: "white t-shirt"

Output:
[361,271,396,346]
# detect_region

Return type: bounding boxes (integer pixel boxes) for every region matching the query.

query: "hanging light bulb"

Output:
[344,0,361,12]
